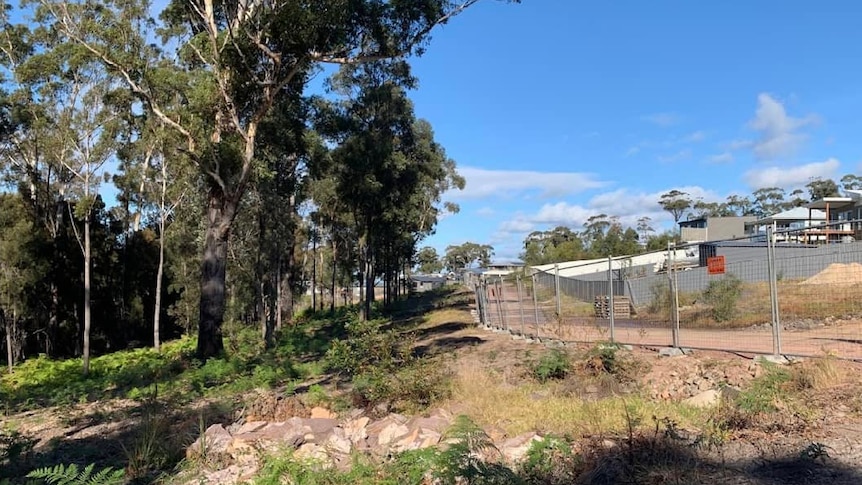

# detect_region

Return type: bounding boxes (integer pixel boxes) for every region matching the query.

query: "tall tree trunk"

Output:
[358,241,366,321]
[311,232,317,312]
[82,216,91,376]
[197,191,235,359]
[330,242,337,313]
[153,219,165,352]
[276,255,283,331]
[3,308,11,373]
[364,249,374,320]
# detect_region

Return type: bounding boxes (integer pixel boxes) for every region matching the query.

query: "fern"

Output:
[436,415,523,485]
[26,463,125,485]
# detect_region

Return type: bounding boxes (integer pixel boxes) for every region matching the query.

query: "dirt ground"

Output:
[415,295,862,485]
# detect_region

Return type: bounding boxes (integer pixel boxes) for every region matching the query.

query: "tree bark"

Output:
[154,217,165,353]
[3,308,11,373]
[330,242,337,313]
[82,216,91,376]
[196,190,236,359]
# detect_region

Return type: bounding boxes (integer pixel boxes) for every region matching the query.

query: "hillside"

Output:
[3,287,862,484]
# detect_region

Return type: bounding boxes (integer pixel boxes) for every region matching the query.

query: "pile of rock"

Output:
[185,407,542,484]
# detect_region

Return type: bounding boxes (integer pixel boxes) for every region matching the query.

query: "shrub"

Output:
[519,436,582,485]
[530,349,570,382]
[702,274,743,322]
[583,343,641,383]
[325,316,449,412]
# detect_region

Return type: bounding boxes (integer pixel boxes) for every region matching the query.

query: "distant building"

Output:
[410,275,447,292]
[483,261,525,278]
[678,216,757,243]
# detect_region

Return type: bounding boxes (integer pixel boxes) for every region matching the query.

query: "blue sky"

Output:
[405,0,862,261]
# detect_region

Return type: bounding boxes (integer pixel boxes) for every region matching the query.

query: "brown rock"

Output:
[310,407,337,419]
[236,421,268,434]
[187,424,233,460]
[499,432,542,463]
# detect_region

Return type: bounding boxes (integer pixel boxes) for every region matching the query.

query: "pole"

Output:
[608,256,615,343]
[554,263,561,317]
[495,277,506,331]
[767,226,782,356]
[499,277,510,333]
[532,273,541,341]
[670,243,680,348]
[517,275,526,336]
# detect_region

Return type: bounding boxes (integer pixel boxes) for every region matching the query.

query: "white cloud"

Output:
[743,158,841,189]
[494,185,720,242]
[475,207,495,217]
[658,149,692,163]
[683,131,706,143]
[642,112,681,126]
[624,146,641,157]
[748,93,819,161]
[708,152,734,164]
[450,166,608,200]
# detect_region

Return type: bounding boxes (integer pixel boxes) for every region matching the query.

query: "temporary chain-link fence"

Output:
[472,220,862,360]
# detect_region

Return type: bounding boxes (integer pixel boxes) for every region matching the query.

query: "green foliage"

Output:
[26,463,124,485]
[434,415,523,485]
[530,349,570,382]
[584,343,627,377]
[735,363,791,415]
[325,316,450,412]
[442,242,494,271]
[519,436,582,485]
[702,274,743,322]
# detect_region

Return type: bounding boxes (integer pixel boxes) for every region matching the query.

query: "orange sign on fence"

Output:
[707,255,726,275]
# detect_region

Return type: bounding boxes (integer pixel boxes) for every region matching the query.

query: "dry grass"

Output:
[443,359,705,438]
[635,279,862,329]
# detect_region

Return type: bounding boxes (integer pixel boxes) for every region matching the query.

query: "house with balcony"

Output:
[803,190,862,243]
[678,216,757,243]
[744,207,827,243]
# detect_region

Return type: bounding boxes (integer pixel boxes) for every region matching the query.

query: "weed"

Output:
[702,274,743,322]
[530,349,570,383]
[519,436,582,485]
[800,442,831,462]
[583,343,641,383]
[0,429,35,465]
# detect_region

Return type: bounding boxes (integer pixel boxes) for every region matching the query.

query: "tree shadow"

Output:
[413,335,485,357]
[1,398,234,484]
[574,434,862,485]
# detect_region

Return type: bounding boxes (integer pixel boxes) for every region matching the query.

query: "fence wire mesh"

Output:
[473,220,862,360]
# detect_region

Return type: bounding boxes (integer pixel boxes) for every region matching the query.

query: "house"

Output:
[678,216,757,243]
[804,190,862,243]
[410,275,447,292]
[482,261,525,277]
[744,207,827,243]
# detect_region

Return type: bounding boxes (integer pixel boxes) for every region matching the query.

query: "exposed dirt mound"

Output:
[802,262,862,285]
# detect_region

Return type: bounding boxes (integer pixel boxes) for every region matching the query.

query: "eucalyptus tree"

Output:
[33,0,508,357]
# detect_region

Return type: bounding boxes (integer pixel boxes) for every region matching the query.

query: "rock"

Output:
[499,432,542,463]
[343,416,370,444]
[377,422,410,447]
[187,424,233,459]
[683,389,721,408]
[756,355,789,365]
[294,443,330,465]
[720,386,742,400]
[659,347,685,357]
[310,407,337,419]
[301,418,339,444]
[326,428,353,455]
[391,427,421,452]
[236,421,268,434]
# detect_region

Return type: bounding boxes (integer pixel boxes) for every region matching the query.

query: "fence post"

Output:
[767,225,782,356]
[669,242,680,348]
[517,275,526,337]
[554,263,561,317]
[532,273,541,341]
[608,256,615,343]
[498,277,510,333]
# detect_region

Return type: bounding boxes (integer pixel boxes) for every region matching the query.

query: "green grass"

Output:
[0,308,357,412]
